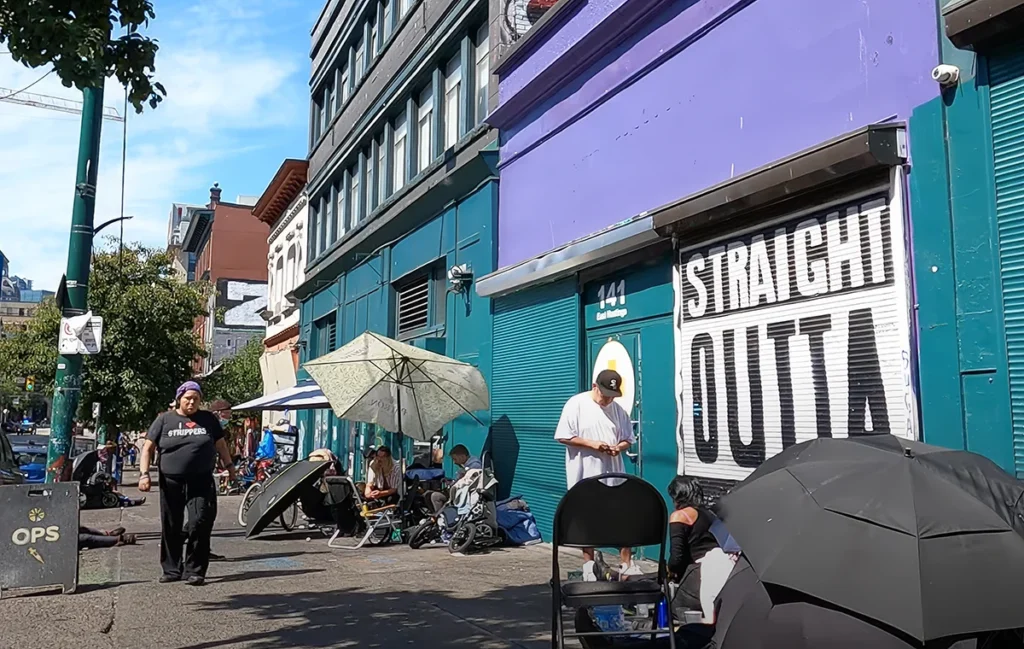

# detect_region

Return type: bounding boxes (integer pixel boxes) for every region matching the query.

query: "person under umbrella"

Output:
[716,435,1024,643]
[139,381,235,586]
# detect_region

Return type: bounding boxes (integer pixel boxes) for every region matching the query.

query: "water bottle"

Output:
[655,597,671,626]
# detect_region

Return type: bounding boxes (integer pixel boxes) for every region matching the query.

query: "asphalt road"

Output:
[0,475,560,649]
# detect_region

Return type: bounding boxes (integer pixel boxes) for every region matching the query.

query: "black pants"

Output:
[159,473,217,579]
[79,527,117,550]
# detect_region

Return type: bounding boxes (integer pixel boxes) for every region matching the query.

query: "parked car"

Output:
[1,431,26,485]
[8,435,48,484]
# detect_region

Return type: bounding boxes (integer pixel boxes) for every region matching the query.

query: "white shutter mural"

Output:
[672,187,917,484]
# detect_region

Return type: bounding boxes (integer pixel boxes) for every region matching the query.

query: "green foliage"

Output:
[203,336,264,408]
[0,0,165,112]
[0,241,212,431]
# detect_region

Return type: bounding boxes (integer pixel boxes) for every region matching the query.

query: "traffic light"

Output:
[24,376,34,392]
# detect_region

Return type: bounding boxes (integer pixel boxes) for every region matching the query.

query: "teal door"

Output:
[587,330,643,478]
[587,318,677,560]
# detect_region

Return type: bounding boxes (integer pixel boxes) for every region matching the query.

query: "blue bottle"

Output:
[656,598,669,629]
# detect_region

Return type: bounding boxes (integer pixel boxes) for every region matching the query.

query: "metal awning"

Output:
[943,0,1024,49]
[232,380,330,411]
[475,213,659,298]
[652,123,907,237]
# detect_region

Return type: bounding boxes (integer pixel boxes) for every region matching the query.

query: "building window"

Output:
[349,167,360,228]
[286,245,296,295]
[417,85,434,172]
[318,195,329,255]
[377,134,387,201]
[355,38,365,80]
[336,179,347,239]
[324,82,334,128]
[312,98,323,143]
[383,0,393,39]
[309,202,319,258]
[314,312,337,357]
[475,25,490,124]
[371,14,380,56]
[276,257,285,310]
[444,55,462,149]
[395,266,444,338]
[365,148,376,216]
[393,112,407,192]
[341,65,350,104]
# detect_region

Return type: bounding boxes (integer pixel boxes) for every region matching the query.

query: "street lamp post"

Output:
[44,85,105,483]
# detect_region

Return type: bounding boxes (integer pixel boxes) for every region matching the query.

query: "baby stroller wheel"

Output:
[409,520,439,549]
[101,492,119,509]
[449,522,476,554]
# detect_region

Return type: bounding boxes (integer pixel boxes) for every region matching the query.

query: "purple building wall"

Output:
[493,0,941,270]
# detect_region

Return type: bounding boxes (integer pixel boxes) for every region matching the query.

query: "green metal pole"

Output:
[45,85,105,483]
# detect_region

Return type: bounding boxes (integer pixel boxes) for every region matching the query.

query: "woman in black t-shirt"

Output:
[139,381,235,586]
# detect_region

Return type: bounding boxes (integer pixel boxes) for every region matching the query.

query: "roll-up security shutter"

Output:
[491,279,580,539]
[990,48,1024,478]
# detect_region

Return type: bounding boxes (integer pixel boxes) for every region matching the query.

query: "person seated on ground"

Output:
[79,526,137,550]
[449,444,482,480]
[666,476,739,619]
[364,446,402,506]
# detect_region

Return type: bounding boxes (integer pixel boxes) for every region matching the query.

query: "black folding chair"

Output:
[551,473,676,648]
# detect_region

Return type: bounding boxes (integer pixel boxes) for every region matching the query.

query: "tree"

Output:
[203,336,264,409]
[0,0,165,111]
[0,242,212,433]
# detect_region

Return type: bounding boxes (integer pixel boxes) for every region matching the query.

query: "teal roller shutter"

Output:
[991,48,1024,478]
[491,279,580,539]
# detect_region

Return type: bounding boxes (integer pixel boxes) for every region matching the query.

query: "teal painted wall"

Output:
[297,180,498,474]
[908,17,1015,472]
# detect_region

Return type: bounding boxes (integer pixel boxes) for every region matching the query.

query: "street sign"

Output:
[0,483,79,597]
[57,311,102,355]
[91,403,101,420]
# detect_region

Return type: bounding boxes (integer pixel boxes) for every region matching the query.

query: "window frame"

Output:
[377,133,388,202]
[443,54,462,149]
[349,166,361,229]
[393,112,408,193]
[475,24,490,125]
[417,84,434,173]
[394,265,446,340]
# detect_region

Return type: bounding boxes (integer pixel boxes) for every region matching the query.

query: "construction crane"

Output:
[0,87,124,122]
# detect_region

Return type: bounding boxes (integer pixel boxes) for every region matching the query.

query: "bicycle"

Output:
[236,459,299,531]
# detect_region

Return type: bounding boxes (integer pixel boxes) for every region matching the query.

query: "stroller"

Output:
[71,449,121,509]
[408,467,503,554]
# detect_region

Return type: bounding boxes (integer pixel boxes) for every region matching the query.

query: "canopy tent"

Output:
[232,379,330,412]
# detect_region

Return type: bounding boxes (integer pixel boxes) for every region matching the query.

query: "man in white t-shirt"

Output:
[554,369,641,579]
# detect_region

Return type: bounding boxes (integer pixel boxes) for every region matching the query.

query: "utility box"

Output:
[0,483,79,597]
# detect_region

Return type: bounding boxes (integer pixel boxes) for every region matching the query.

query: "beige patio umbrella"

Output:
[302,331,489,442]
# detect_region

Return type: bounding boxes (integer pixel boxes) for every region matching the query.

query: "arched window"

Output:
[275,256,285,312]
[286,245,297,295]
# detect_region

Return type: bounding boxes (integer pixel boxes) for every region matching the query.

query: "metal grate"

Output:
[397,274,431,335]
[501,0,558,45]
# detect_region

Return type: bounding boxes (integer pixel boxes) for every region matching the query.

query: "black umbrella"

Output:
[245,460,331,538]
[717,436,1024,641]
[712,557,1023,649]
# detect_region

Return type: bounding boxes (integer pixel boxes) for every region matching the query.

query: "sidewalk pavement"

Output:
[0,472,568,649]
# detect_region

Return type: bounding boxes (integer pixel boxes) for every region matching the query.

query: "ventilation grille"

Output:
[397,275,430,335]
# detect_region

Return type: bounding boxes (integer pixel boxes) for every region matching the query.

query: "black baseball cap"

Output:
[596,369,623,398]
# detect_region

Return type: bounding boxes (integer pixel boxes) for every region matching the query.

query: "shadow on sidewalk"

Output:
[210,568,325,584]
[177,582,552,649]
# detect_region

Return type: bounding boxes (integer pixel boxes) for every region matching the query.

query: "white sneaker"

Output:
[620,561,644,577]
[582,560,599,582]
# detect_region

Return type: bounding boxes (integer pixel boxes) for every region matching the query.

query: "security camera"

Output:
[932,64,960,87]
[447,264,473,292]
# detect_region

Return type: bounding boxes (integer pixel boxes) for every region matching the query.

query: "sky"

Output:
[0,0,319,291]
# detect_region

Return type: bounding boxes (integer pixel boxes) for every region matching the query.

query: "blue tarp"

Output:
[496,496,542,546]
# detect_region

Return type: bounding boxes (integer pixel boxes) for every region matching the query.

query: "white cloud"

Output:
[0,0,307,291]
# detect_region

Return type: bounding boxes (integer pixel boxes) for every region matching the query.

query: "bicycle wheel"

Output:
[238,482,263,527]
[278,501,299,531]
